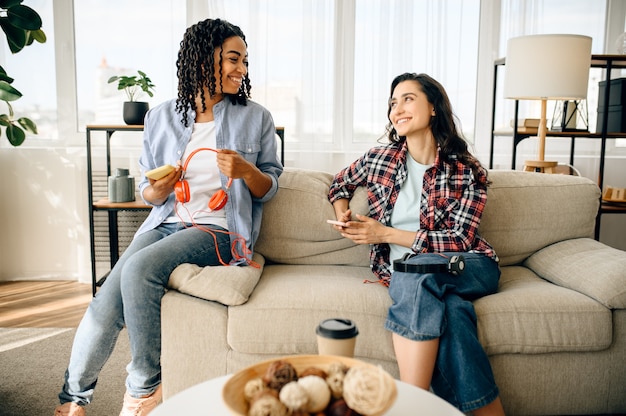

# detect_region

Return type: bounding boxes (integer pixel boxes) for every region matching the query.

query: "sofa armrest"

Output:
[524,238,626,309]
[168,252,265,306]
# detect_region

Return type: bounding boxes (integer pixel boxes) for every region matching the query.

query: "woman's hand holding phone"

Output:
[326,219,348,227]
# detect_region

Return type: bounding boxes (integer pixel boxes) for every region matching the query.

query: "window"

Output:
[74,0,185,129]
[205,0,336,152]
[3,0,620,157]
[204,0,480,164]
[353,0,480,146]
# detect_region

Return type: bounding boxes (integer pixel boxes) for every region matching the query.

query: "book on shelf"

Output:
[515,126,538,134]
[494,126,538,135]
[510,118,540,128]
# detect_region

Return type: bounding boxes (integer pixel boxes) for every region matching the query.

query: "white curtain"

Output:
[200,0,480,171]
[353,0,480,146]
[204,0,335,149]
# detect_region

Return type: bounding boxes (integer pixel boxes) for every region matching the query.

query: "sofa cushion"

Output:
[480,171,600,266]
[474,266,612,355]
[226,264,396,362]
[168,252,265,306]
[255,168,370,266]
[524,238,626,309]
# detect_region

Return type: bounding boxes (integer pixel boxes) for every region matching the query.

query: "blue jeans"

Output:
[384,252,500,413]
[59,223,232,405]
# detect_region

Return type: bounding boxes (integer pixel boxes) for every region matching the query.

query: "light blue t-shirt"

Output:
[389,155,429,268]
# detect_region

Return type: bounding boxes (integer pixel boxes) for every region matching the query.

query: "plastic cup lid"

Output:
[316,318,359,339]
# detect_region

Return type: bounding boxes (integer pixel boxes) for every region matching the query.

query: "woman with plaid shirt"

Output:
[328,73,505,415]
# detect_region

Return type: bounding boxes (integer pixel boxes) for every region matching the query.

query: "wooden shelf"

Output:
[86,125,146,295]
[489,54,626,241]
[600,202,626,214]
[86,124,144,130]
[93,198,150,210]
[493,129,626,138]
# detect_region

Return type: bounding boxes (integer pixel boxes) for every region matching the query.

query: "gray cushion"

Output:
[227,264,395,361]
[479,171,600,266]
[255,168,370,266]
[524,238,626,309]
[168,253,265,306]
[474,266,612,355]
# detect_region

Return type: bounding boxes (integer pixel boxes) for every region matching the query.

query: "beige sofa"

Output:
[161,168,626,415]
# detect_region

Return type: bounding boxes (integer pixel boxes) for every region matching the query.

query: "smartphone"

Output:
[145,164,176,180]
[326,219,348,227]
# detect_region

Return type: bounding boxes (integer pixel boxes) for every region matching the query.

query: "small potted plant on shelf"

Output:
[107,70,155,125]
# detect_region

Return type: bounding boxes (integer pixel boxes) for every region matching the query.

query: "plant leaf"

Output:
[0,80,22,101]
[6,123,26,146]
[7,4,42,30]
[0,0,24,9]
[0,17,27,53]
[0,114,11,126]
[30,28,46,43]
[0,66,14,84]
[17,116,37,134]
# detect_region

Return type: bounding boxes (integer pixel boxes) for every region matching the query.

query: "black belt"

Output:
[392,253,466,276]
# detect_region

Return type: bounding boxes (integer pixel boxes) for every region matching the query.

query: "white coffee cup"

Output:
[316,318,359,357]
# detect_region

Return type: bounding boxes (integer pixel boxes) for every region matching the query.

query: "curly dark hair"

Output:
[175,18,252,127]
[384,72,488,186]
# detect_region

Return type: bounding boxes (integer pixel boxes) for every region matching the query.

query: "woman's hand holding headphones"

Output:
[215,149,251,180]
[217,149,273,199]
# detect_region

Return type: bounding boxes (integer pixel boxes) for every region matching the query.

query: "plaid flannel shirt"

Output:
[328,140,498,286]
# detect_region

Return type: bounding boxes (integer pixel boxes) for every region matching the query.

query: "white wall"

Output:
[0,146,90,281]
[0,133,144,283]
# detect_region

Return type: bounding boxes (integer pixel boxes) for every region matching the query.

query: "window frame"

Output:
[54,0,81,146]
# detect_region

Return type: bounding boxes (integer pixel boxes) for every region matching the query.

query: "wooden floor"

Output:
[0,281,92,328]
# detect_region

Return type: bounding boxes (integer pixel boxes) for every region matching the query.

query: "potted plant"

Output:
[107,70,155,125]
[0,0,46,146]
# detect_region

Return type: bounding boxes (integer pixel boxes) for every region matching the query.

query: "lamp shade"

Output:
[504,34,592,100]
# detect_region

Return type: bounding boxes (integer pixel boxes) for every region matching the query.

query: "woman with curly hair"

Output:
[328,73,504,415]
[54,19,282,416]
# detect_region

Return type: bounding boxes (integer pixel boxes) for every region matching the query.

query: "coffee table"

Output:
[152,375,464,415]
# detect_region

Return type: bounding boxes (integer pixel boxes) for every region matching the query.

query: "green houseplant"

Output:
[108,70,155,125]
[0,0,46,146]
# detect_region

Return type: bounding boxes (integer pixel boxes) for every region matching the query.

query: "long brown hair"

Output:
[385,73,488,186]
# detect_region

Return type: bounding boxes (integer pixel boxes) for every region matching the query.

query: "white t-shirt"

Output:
[389,155,428,268]
[165,121,228,229]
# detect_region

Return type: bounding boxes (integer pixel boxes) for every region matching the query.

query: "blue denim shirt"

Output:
[135,98,283,264]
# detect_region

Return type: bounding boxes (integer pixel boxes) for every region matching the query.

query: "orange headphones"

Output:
[174,147,233,211]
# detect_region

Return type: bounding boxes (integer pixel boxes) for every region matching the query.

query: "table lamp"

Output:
[504,34,592,173]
